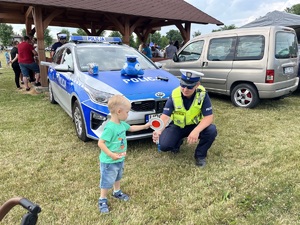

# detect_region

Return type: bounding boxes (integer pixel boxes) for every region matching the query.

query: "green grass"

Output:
[0,53,300,225]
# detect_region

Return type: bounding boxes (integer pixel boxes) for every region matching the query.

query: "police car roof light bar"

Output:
[70,36,122,44]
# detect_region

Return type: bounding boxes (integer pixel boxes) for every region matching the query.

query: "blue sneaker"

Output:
[112,191,130,201]
[98,199,109,213]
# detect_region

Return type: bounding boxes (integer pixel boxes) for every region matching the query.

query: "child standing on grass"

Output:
[98,95,150,214]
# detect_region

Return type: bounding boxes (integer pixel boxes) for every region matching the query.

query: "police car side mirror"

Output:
[173,52,179,62]
[55,64,74,72]
[155,62,162,68]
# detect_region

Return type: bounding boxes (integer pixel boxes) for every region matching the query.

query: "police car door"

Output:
[55,48,74,114]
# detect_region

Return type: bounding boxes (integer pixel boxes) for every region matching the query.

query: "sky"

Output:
[9,0,300,39]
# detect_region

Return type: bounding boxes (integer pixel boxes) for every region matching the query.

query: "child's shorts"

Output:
[100,161,124,189]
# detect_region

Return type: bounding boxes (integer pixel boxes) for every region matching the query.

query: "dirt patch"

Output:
[18,85,40,95]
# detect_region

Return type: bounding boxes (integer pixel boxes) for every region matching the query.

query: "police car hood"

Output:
[82,69,179,100]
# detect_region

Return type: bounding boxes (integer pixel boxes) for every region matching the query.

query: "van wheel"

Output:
[231,83,259,108]
[72,100,90,142]
[48,81,57,104]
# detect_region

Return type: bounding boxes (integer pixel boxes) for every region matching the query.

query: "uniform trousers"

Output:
[159,122,217,159]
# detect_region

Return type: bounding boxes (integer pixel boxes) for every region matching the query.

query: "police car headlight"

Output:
[84,85,113,104]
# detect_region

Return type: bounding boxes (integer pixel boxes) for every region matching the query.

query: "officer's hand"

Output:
[187,130,200,144]
[152,131,161,143]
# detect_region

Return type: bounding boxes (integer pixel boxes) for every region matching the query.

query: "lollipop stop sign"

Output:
[149,117,164,152]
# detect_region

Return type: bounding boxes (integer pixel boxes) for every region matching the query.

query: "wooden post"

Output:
[32,6,48,87]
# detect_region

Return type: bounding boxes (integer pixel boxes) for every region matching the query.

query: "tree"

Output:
[151,32,162,46]
[59,29,71,40]
[43,28,53,47]
[21,28,26,37]
[165,29,183,43]
[0,23,14,46]
[73,28,88,36]
[192,31,201,38]
[72,28,106,36]
[212,24,237,32]
[285,4,300,15]
[109,31,122,38]
[159,36,169,49]
[129,34,137,48]
[108,31,137,48]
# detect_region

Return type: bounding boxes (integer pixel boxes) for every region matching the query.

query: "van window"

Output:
[178,40,204,62]
[235,35,264,60]
[275,32,298,59]
[208,37,236,61]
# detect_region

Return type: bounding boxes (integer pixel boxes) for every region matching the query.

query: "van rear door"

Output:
[272,29,298,83]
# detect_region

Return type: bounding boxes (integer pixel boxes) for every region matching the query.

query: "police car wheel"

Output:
[231,83,259,108]
[48,81,57,104]
[72,100,89,142]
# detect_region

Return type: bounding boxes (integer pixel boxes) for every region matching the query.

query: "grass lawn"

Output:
[0,52,300,225]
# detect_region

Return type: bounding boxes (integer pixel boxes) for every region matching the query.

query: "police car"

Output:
[41,36,179,142]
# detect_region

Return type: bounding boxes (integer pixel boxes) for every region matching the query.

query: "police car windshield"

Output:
[77,46,156,72]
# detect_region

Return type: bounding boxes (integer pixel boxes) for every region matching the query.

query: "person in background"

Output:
[154,43,164,58]
[28,37,38,83]
[50,33,67,58]
[18,35,41,91]
[152,69,217,168]
[142,43,152,59]
[151,46,160,58]
[9,40,23,89]
[164,41,177,59]
[97,95,150,213]
[174,40,180,51]
[138,43,143,53]
[5,50,10,67]
[32,38,38,52]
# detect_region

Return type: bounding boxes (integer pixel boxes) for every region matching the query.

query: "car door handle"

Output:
[202,62,208,67]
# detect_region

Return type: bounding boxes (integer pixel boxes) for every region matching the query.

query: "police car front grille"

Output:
[131,100,167,113]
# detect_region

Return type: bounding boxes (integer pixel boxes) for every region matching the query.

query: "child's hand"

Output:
[109,152,123,160]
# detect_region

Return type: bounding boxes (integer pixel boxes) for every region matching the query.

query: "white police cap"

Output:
[57,33,67,39]
[180,69,204,86]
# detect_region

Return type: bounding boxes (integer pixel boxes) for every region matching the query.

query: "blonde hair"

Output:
[108,95,131,114]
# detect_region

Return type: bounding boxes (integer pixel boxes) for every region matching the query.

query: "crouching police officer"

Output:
[152,69,217,167]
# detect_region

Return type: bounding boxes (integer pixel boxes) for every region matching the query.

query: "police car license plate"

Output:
[145,113,161,123]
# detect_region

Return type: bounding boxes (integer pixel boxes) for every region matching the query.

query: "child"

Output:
[97,95,150,213]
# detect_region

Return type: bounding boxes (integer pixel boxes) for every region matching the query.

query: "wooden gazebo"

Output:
[0,0,223,86]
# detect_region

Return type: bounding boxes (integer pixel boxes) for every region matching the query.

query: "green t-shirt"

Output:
[99,121,130,164]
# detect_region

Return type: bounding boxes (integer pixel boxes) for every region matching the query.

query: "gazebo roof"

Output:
[0,0,223,29]
[0,0,224,87]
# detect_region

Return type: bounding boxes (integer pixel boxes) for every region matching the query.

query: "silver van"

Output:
[162,26,299,108]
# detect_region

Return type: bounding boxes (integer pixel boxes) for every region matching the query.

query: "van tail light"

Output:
[266,70,274,83]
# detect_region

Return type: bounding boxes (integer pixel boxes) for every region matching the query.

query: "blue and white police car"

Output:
[41,36,179,142]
